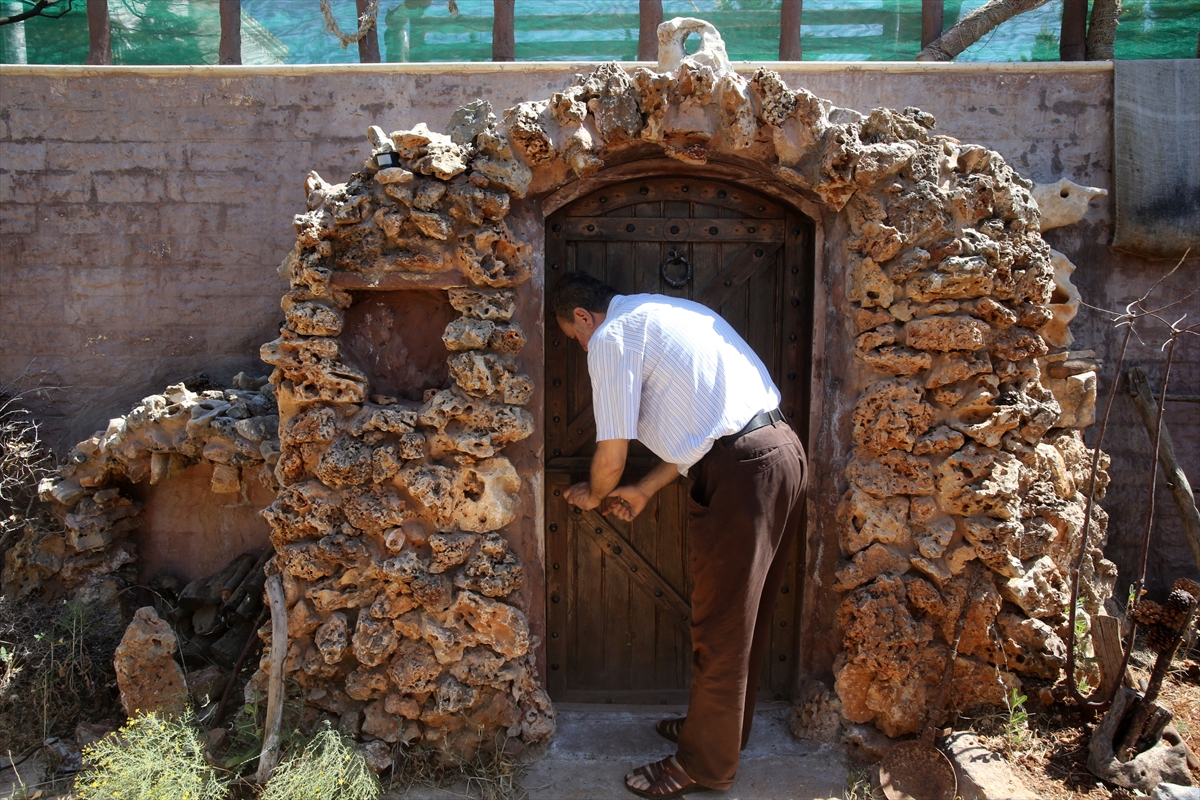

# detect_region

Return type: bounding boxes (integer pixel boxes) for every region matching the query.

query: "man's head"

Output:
[548,271,618,352]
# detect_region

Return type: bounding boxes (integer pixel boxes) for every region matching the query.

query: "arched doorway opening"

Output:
[542,166,817,703]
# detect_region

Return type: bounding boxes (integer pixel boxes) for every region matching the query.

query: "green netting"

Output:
[1,0,1196,65]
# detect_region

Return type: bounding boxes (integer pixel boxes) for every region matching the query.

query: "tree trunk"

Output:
[356,0,380,63]
[638,0,662,61]
[85,0,110,65]
[1060,0,1087,60]
[921,0,945,48]
[219,0,241,65]
[493,0,514,62]
[780,0,802,60]
[1086,0,1120,59]
[917,0,1050,61]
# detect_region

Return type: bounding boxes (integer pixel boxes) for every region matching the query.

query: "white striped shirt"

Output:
[587,294,781,474]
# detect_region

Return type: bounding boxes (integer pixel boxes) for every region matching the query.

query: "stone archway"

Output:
[30,17,1115,754]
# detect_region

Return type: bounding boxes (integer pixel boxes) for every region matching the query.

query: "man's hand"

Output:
[603,485,650,522]
[563,481,601,511]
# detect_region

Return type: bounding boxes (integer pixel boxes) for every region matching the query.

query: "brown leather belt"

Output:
[718,408,785,445]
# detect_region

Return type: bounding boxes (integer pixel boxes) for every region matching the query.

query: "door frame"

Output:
[538,157,830,699]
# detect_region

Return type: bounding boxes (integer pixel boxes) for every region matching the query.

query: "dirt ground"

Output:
[963,645,1200,800]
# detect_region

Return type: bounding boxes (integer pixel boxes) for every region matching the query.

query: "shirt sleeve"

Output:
[587,335,642,442]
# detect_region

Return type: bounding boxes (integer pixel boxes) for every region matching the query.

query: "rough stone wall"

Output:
[5,62,1191,608]
[3,47,1192,744]
[0,63,1125,454]
[252,110,554,755]
[245,17,1116,742]
[5,374,280,603]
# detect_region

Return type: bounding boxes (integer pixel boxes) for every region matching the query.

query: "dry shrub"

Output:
[0,389,59,569]
[0,596,123,756]
[261,724,380,800]
[388,740,525,800]
[76,711,230,800]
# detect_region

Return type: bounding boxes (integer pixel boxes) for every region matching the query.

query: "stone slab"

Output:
[389,704,849,800]
[945,732,1039,800]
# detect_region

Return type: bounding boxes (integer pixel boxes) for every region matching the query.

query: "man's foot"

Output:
[625,755,702,798]
[655,717,685,743]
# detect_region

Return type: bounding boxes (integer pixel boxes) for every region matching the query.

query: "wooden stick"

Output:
[1127,366,1200,575]
[492,0,514,62]
[224,549,272,615]
[921,0,944,48]
[255,574,288,784]
[637,0,662,61]
[1144,704,1173,747]
[214,606,268,728]
[356,0,380,63]
[219,0,241,65]
[1094,614,1125,698]
[1059,0,1087,59]
[780,0,802,60]
[85,0,110,65]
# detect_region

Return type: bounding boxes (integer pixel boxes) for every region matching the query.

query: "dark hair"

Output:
[548,271,617,320]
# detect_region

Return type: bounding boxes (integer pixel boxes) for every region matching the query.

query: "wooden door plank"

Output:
[545,220,571,461]
[601,526,634,690]
[573,519,609,689]
[608,239,637,296]
[546,473,570,697]
[559,688,692,704]
[745,254,781,379]
[656,481,689,690]
[632,203,663,291]
[688,204,721,306]
[693,241,784,311]
[563,405,597,458]
[565,503,580,691]
[628,491,661,689]
[562,217,783,242]
[568,180,783,218]
[579,508,692,628]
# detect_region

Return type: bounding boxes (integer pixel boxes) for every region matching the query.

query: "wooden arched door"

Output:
[544,175,814,703]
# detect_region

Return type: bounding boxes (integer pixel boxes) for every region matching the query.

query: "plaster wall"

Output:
[1,62,1196,660]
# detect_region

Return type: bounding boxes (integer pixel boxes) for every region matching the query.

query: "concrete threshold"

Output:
[391,703,849,800]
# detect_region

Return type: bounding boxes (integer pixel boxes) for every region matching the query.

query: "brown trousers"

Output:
[674,419,807,791]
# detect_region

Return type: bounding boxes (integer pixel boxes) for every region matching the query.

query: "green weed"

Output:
[1002,685,1030,750]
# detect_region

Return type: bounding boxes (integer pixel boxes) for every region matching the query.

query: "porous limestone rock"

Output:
[850,380,935,455]
[114,606,188,718]
[251,109,551,755]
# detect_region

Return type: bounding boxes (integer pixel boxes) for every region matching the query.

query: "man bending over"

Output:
[550,270,807,799]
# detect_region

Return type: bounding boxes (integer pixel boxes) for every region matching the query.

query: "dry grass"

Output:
[965,703,1112,799]
[958,637,1200,800]
[383,741,526,800]
[0,597,123,758]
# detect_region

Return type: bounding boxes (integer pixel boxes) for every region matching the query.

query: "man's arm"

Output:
[563,438,629,511]
[604,460,681,522]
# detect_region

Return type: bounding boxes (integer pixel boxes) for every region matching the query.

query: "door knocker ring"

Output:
[661,249,692,288]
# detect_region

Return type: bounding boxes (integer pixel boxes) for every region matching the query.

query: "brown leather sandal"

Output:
[655,717,685,743]
[625,755,703,799]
